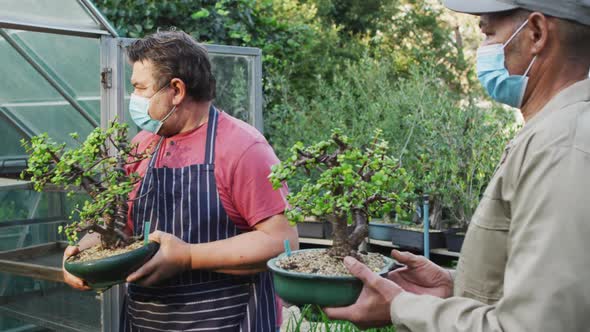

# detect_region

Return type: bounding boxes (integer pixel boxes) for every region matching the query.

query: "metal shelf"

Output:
[0,242,66,283]
[0,177,31,191]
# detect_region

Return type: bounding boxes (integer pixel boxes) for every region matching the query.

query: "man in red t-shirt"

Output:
[63,31,298,331]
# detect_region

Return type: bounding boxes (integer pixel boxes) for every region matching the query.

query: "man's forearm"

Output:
[189,225,298,274]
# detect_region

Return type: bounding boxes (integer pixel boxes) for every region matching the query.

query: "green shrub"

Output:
[269,57,516,228]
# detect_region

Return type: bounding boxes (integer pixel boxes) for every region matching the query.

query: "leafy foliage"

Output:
[94,0,469,126]
[95,0,351,98]
[21,122,147,248]
[313,0,394,35]
[270,129,413,256]
[269,58,516,229]
[372,1,471,89]
[0,199,28,221]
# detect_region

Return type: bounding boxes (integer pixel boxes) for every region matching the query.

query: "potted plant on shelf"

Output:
[366,212,396,241]
[21,121,159,290]
[267,129,412,307]
[389,195,446,251]
[295,216,326,239]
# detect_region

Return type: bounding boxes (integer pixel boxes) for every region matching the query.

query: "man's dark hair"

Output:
[127,31,216,101]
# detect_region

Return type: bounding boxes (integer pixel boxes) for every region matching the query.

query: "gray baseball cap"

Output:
[442,0,590,26]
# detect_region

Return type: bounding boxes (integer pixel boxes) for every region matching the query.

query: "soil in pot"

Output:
[68,241,144,263]
[268,249,395,307]
[276,250,386,276]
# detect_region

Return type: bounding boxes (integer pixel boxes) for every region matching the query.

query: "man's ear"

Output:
[527,12,550,56]
[170,78,186,105]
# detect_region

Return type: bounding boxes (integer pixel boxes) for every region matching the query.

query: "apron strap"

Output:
[147,136,165,169]
[204,105,219,164]
[136,136,164,203]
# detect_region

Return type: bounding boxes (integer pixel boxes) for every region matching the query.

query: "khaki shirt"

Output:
[391,79,590,332]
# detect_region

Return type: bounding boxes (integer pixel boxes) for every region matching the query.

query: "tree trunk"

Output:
[326,211,368,259]
[430,198,443,230]
[348,210,368,249]
[326,215,353,258]
[100,212,119,249]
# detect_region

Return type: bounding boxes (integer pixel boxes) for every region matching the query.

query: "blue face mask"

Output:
[476,19,537,108]
[129,85,178,134]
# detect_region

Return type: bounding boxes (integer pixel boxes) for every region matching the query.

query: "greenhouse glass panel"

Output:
[14,30,101,100]
[0,29,100,153]
[0,31,65,104]
[0,119,25,157]
[210,54,255,124]
[0,186,100,331]
[0,274,100,332]
[0,190,67,249]
[9,104,95,145]
[0,0,103,32]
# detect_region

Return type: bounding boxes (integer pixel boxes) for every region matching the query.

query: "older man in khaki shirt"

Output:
[325,1,590,331]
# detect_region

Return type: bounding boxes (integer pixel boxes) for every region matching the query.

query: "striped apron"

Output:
[120,106,277,331]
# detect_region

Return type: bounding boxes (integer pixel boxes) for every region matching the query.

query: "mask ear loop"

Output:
[503,19,529,48]
[151,83,170,98]
[523,55,537,77]
[153,83,178,124]
[515,55,538,108]
[154,105,178,135]
[159,105,178,123]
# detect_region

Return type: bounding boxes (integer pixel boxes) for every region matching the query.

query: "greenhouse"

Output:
[0,1,262,331]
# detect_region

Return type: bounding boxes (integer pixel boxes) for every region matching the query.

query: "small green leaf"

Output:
[192,8,210,19]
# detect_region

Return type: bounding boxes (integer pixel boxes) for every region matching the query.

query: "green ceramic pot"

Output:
[267,249,396,307]
[64,242,159,291]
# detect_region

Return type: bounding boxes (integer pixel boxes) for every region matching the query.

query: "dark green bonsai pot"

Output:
[64,242,159,291]
[267,248,395,307]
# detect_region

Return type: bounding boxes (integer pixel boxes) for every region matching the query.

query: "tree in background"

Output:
[312,0,391,35]
[94,0,472,119]
[95,0,355,105]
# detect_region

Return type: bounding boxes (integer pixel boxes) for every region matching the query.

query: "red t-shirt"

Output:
[125,111,288,230]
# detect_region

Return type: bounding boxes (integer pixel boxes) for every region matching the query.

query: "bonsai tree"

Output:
[21,121,148,250]
[269,128,413,258]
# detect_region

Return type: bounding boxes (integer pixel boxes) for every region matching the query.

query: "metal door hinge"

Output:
[101,68,112,89]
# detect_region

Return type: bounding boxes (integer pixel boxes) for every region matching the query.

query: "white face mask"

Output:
[128,85,177,134]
